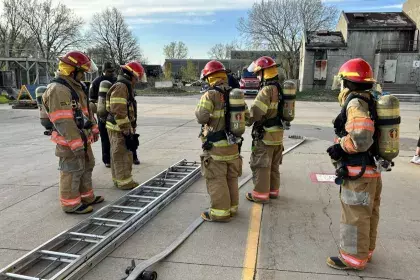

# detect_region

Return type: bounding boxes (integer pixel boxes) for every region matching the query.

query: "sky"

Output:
[54,0,405,65]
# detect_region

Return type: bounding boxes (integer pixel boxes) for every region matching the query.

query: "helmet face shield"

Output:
[331,75,342,90]
[81,59,98,74]
[247,61,259,73]
[140,72,147,83]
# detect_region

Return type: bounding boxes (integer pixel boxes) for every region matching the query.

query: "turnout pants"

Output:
[108,130,134,189]
[98,119,111,164]
[339,176,382,269]
[58,146,96,212]
[250,141,283,201]
[201,155,242,221]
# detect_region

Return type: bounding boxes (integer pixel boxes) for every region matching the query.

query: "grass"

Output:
[296,89,338,102]
[0,95,9,104]
[136,87,200,96]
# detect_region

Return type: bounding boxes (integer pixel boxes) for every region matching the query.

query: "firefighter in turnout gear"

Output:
[195,60,249,222]
[326,58,399,270]
[89,62,117,168]
[245,56,290,203]
[106,61,146,190]
[43,51,104,214]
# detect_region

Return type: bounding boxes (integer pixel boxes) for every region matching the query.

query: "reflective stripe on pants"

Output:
[58,145,96,212]
[108,129,134,189]
[339,176,382,269]
[201,154,242,221]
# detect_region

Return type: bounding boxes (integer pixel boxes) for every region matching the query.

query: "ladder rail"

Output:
[0,160,200,280]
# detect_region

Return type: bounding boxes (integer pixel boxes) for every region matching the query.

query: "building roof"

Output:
[305,31,346,49]
[343,12,416,30]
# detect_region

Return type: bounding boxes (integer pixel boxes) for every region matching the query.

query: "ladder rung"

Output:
[70,237,100,243]
[5,273,47,280]
[128,195,157,199]
[160,179,179,182]
[167,171,190,176]
[91,222,120,228]
[127,199,152,203]
[68,232,105,239]
[39,250,79,259]
[91,217,126,223]
[111,209,137,215]
[142,186,169,191]
[111,205,143,211]
[40,256,73,263]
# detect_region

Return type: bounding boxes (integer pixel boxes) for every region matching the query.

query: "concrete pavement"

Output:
[0,97,418,280]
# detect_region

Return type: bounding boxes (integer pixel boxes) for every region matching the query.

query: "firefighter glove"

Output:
[327,144,344,161]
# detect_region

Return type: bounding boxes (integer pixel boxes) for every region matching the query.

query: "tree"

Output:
[0,0,33,58]
[207,41,241,59]
[238,0,338,79]
[90,7,143,65]
[180,60,198,82]
[163,41,188,59]
[163,62,172,80]
[17,0,85,60]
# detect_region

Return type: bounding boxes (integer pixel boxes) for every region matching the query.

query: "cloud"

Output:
[354,3,403,10]
[127,16,216,26]
[52,0,255,20]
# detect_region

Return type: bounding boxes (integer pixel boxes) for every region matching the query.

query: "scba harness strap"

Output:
[201,86,244,152]
[50,78,92,152]
[106,77,134,126]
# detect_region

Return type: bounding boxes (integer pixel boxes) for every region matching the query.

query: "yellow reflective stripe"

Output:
[99,87,109,92]
[211,110,224,118]
[230,99,245,105]
[269,102,277,109]
[376,108,400,118]
[262,140,283,145]
[210,208,230,217]
[339,71,360,77]
[212,139,229,147]
[115,117,130,125]
[198,100,214,111]
[110,97,127,104]
[283,89,296,94]
[211,153,239,161]
[254,100,268,113]
[113,177,134,186]
[106,122,121,131]
[264,126,283,132]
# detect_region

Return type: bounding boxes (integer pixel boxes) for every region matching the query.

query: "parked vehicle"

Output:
[239,68,259,95]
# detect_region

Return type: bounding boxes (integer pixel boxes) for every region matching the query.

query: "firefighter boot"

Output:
[86,196,105,206]
[246,193,269,204]
[326,257,363,271]
[67,204,94,214]
[118,181,139,190]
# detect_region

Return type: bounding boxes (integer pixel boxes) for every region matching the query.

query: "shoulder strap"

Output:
[51,77,80,104]
[211,86,232,134]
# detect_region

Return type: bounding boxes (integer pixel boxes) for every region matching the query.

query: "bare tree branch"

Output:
[207,40,241,59]
[90,7,143,66]
[163,41,188,59]
[237,0,338,78]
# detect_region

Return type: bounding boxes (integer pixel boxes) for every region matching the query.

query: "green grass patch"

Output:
[136,87,200,96]
[0,95,9,104]
[296,89,338,102]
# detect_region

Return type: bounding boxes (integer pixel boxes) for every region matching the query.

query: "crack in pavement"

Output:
[0,184,57,213]
[140,119,196,146]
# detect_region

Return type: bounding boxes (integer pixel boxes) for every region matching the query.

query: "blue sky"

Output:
[58,0,405,64]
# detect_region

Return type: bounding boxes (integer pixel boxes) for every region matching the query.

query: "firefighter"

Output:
[43,51,104,214]
[195,60,247,222]
[245,56,285,203]
[106,61,145,190]
[89,62,117,168]
[326,58,384,270]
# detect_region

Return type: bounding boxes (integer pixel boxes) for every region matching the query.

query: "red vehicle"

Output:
[239,68,260,95]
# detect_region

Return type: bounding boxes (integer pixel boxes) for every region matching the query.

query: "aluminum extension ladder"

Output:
[0,160,201,280]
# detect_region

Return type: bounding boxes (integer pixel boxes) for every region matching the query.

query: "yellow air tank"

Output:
[229,88,246,137]
[376,94,400,161]
[97,80,112,119]
[282,80,296,122]
[35,86,53,130]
